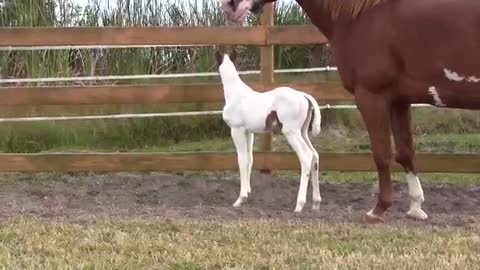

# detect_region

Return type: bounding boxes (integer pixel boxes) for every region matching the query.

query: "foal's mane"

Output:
[321,0,387,19]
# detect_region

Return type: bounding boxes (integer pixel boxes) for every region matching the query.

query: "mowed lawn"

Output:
[0,218,479,269]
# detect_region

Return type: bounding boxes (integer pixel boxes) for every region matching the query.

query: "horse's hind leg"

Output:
[301,109,321,211]
[391,103,428,220]
[284,130,313,213]
[231,127,249,207]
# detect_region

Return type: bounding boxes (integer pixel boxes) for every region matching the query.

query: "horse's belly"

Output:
[242,117,268,133]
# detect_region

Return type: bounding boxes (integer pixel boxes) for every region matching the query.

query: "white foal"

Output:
[216,50,322,213]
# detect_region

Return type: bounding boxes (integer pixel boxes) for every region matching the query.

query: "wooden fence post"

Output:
[260,2,275,175]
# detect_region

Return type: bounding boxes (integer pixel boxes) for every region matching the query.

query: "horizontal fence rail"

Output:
[0,82,352,106]
[0,104,436,123]
[0,25,327,47]
[0,67,339,84]
[0,152,477,173]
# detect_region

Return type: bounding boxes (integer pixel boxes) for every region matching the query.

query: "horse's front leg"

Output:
[355,87,393,223]
[231,127,249,207]
[391,103,428,220]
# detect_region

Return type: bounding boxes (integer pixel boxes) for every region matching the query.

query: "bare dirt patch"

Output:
[0,172,478,226]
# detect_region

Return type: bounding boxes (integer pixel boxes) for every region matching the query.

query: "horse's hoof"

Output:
[366,209,385,224]
[407,208,429,220]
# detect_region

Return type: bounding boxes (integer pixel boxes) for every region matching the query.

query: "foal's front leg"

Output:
[246,132,254,194]
[231,127,249,207]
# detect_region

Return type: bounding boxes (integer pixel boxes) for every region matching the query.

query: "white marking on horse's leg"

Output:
[406,172,428,220]
[246,132,254,194]
[428,86,447,107]
[284,131,313,213]
[302,124,321,211]
[366,209,384,223]
[230,128,249,207]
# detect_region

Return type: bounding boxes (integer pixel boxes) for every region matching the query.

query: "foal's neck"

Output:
[220,71,253,101]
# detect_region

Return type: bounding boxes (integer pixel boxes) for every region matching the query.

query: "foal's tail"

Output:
[303,93,321,136]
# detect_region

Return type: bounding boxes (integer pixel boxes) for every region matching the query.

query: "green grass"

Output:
[30,130,479,154]
[0,111,478,153]
[0,218,479,269]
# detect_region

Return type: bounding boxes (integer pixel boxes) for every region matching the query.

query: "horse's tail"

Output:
[303,93,321,136]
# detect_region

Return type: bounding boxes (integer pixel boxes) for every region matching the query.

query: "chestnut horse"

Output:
[219,0,480,223]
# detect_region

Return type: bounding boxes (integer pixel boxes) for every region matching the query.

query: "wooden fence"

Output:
[0,3,478,173]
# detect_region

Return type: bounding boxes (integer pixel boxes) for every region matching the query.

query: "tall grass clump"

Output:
[0,0,320,81]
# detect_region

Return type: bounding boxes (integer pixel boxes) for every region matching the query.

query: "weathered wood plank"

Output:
[267,25,327,45]
[0,25,325,47]
[0,152,477,173]
[0,82,352,106]
[0,26,266,46]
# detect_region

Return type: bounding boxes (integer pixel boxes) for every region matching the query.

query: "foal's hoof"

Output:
[366,209,385,224]
[294,201,306,213]
[312,201,321,211]
[232,196,247,208]
[407,208,429,220]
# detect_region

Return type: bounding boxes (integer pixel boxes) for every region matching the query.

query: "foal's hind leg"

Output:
[391,103,428,220]
[231,127,249,207]
[302,110,321,210]
[284,130,313,213]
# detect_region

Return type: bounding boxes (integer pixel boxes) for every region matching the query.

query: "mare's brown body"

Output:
[223,0,480,222]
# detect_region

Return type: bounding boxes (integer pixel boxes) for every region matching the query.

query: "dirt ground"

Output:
[0,171,479,226]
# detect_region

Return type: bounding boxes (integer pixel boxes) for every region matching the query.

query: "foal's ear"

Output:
[230,47,237,63]
[215,50,224,67]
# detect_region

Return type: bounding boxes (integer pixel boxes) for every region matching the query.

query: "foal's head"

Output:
[215,48,238,81]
